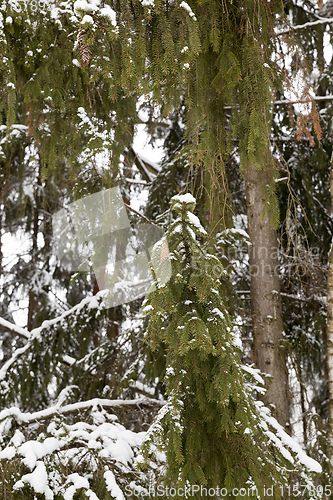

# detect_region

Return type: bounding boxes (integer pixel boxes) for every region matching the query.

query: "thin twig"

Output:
[123,201,161,228]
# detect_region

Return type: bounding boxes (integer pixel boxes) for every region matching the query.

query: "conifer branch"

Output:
[0,291,107,343]
[224,95,333,110]
[0,397,164,426]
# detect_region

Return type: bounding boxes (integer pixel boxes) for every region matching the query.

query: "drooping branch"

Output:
[0,341,32,382]
[222,94,333,111]
[0,290,108,342]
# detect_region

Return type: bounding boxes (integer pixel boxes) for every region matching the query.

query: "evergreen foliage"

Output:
[141,194,322,498]
[0,0,331,497]
[74,0,305,226]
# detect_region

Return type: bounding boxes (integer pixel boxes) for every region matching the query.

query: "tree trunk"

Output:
[327,155,333,464]
[27,204,39,331]
[245,164,290,428]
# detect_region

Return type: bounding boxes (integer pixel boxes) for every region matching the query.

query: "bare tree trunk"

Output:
[326,155,333,464]
[245,164,290,428]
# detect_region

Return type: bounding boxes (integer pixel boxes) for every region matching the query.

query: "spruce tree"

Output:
[140,194,322,498]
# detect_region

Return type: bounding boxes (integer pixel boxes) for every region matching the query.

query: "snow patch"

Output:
[14,461,54,500]
[179,1,197,20]
[172,193,196,205]
[104,470,125,499]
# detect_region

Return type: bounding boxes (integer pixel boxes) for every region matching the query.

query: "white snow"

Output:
[81,14,94,24]
[104,471,125,500]
[19,437,65,469]
[14,461,54,500]
[186,211,207,235]
[142,304,153,313]
[225,227,250,239]
[241,364,265,386]
[0,446,16,459]
[67,473,90,491]
[74,0,98,14]
[140,0,155,6]
[179,1,197,20]
[172,193,196,205]
[100,6,117,26]
[211,307,225,320]
[257,402,322,473]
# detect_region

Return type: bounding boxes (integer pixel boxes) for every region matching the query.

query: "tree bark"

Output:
[27,203,39,331]
[245,164,290,428]
[326,155,333,464]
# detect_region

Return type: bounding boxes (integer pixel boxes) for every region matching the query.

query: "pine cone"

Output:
[77,27,93,67]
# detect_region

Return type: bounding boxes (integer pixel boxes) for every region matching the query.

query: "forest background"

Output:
[0,0,333,498]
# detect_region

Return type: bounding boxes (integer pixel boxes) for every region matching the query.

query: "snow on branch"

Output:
[277,16,333,35]
[0,397,164,427]
[0,291,111,380]
[0,317,30,340]
[257,402,322,473]
[0,290,107,342]
[0,400,162,500]
[275,95,333,105]
[0,341,32,382]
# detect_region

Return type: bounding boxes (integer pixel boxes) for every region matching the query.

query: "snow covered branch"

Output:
[278,16,333,35]
[0,317,30,340]
[0,292,111,380]
[0,397,164,427]
[275,95,333,105]
[0,291,107,342]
